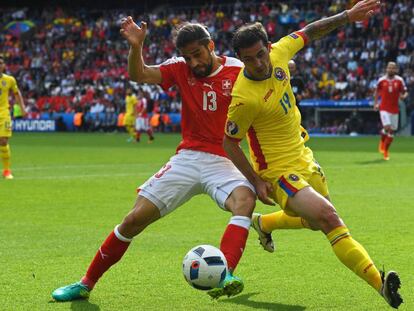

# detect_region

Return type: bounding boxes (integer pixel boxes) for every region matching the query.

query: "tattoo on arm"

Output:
[303,11,350,42]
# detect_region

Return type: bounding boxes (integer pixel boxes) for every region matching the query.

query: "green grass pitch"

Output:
[1,133,413,311]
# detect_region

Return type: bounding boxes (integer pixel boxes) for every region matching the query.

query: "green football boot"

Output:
[52,281,90,302]
[207,272,244,299]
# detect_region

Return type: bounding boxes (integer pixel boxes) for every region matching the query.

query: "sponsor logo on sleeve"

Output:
[289,33,299,39]
[226,120,239,135]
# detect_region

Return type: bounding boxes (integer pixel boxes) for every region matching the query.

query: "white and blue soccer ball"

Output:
[182,244,227,290]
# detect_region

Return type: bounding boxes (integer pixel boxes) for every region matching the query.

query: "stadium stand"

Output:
[1,0,413,133]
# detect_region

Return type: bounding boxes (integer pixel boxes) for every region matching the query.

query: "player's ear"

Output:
[267,41,272,51]
[208,40,215,52]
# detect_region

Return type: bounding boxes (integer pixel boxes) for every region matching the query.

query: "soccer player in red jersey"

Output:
[135,90,154,143]
[374,61,408,160]
[51,19,257,301]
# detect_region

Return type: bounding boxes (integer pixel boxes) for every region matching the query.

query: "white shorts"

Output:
[380,111,399,131]
[135,117,150,131]
[138,149,255,217]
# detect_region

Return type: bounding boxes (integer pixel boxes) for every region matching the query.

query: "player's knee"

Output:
[121,206,159,236]
[228,190,256,217]
[317,204,342,233]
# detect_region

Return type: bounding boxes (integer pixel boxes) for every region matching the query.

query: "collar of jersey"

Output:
[207,64,224,78]
[243,68,272,81]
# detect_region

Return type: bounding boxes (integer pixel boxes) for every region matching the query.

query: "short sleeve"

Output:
[271,31,307,62]
[225,96,259,141]
[376,80,382,91]
[159,57,184,90]
[10,76,18,93]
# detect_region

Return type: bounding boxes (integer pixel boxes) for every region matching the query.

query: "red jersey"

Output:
[159,56,243,157]
[136,97,148,118]
[376,75,407,113]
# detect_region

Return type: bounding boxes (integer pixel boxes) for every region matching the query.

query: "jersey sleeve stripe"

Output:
[295,31,308,45]
[278,176,299,197]
[247,127,267,170]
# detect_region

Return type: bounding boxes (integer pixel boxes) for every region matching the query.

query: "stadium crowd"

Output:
[1,0,413,132]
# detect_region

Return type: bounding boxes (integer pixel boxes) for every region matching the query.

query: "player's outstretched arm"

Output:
[223,136,275,206]
[120,16,162,84]
[302,0,380,43]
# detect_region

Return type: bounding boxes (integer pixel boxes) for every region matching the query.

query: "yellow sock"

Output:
[260,211,310,232]
[327,226,382,291]
[0,144,11,171]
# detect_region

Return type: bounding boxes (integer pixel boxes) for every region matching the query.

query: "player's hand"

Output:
[254,178,276,206]
[347,0,381,22]
[400,93,408,100]
[120,16,147,48]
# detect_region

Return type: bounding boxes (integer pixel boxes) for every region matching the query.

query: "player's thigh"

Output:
[201,154,255,212]
[138,152,203,217]
[272,172,309,214]
[0,117,12,141]
[389,113,399,131]
[380,111,392,128]
[273,164,329,214]
[135,118,144,131]
[124,115,135,127]
[224,185,256,216]
[123,195,161,228]
[286,186,335,226]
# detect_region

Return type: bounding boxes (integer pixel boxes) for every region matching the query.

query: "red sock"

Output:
[81,230,131,289]
[380,132,386,143]
[220,223,249,272]
[146,129,154,139]
[384,135,394,151]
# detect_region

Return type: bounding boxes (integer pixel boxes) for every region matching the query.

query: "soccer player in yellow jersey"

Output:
[124,87,138,142]
[224,0,403,309]
[0,56,26,179]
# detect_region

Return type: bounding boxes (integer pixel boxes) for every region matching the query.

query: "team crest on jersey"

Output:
[222,79,232,90]
[226,120,239,135]
[288,174,299,182]
[274,67,286,81]
[1,81,6,87]
[222,79,232,96]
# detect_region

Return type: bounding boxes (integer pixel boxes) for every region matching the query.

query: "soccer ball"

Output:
[182,244,227,290]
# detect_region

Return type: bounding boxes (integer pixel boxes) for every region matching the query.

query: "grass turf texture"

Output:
[1,133,413,311]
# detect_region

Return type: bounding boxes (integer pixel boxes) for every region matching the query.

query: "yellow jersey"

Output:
[225,31,313,180]
[125,94,137,116]
[0,73,18,118]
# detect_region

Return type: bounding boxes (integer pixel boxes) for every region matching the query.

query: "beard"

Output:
[191,55,213,78]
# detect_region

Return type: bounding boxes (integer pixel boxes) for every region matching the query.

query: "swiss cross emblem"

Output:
[222,79,232,90]
[222,79,232,96]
